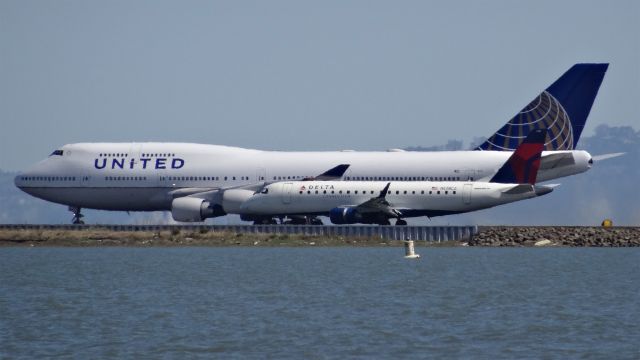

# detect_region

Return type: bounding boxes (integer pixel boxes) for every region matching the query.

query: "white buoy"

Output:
[404,240,421,259]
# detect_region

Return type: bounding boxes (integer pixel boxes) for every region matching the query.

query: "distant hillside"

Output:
[1,125,637,225]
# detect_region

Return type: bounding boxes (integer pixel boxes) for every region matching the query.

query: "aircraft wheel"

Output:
[69,206,84,225]
[395,219,407,226]
[253,218,277,225]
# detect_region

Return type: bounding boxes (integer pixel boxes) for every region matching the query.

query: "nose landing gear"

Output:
[69,206,85,225]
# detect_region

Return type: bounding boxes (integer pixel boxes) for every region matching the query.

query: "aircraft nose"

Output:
[239,199,254,213]
[240,196,264,214]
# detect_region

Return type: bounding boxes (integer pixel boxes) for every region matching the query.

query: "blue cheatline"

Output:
[476,63,608,151]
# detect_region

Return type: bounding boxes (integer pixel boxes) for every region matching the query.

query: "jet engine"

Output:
[171,197,225,222]
[329,207,363,224]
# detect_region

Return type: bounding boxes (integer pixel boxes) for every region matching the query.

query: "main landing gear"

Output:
[69,206,85,225]
[253,217,277,225]
[395,219,407,226]
[283,216,323,225]
[252,216,324,225]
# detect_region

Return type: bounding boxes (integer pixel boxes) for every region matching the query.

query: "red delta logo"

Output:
[300,185,306,191]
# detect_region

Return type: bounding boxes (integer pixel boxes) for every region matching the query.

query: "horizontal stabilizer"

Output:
[502,184,555,196]
[539,152,576,170]
[502,184,534,195]
[592,152,625,162]
[533,185,555,196]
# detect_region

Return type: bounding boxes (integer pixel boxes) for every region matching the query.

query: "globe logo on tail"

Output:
[478,91,573,151]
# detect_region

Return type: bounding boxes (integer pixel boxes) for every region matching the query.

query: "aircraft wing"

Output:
[343,183,402,218]
[303,164,350,181]
[174,164,352,200]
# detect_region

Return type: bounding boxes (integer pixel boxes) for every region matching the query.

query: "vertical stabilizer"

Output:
[490,129,546,184]
[477,63,608,151]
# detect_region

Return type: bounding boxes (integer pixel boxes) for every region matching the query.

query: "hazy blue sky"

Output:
[1,0,638,170]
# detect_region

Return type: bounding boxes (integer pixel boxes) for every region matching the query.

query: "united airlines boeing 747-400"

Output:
[14,64,609,224]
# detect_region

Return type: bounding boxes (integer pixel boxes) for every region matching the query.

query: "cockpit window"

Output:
[260,188,269,194]
[50,150,63,156]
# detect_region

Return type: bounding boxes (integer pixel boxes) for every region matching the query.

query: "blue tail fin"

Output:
[490,129,546,184]
[477,63,608,151]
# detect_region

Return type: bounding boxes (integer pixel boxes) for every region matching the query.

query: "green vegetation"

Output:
[0,229,407,247]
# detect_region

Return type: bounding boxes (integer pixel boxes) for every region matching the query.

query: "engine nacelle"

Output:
[171,197,225,222]
[221,189,255,214]
[329,207,362,225]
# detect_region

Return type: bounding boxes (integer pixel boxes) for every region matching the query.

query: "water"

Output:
[1,247,638,359]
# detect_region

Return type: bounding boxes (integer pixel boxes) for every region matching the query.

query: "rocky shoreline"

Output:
[470,226,640,247]
[0,227,638,247]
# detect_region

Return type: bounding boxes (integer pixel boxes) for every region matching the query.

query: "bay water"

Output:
[1,247,638,358]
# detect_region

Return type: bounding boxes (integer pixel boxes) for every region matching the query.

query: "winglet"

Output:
[490,129,546,184]
[378,183,391,198]
[304,164,350,181]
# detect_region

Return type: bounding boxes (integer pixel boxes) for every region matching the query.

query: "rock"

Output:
[534,239,552,247]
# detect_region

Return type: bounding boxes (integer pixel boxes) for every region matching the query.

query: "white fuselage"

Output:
[240,181,550,219]
[14,143,590,214]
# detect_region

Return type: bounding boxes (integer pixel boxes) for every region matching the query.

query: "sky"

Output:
[1,0,638,171]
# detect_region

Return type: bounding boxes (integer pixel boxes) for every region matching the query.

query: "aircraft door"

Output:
[463,184,472,205]
[282,183,293,204]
